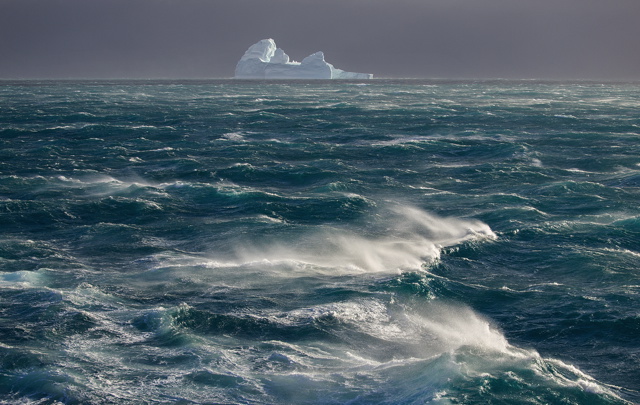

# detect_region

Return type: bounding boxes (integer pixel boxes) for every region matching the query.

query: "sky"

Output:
[1,0,639,80]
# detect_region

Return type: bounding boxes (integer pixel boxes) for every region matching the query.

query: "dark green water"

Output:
[1,80,639,404]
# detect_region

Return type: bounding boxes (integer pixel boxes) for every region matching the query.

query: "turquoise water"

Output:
[1,80,639,404]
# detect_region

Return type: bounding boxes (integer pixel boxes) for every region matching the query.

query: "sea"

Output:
[0,79,639,404]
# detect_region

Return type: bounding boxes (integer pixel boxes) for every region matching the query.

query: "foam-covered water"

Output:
[1,79,639,404]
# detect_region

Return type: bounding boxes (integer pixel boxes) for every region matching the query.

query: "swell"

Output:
[1,81,639,404]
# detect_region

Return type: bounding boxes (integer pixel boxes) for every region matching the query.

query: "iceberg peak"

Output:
[239,38,277,63]
[235,39,372,80]
[301,52,326,65]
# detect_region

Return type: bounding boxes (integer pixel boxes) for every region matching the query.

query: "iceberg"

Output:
[234,39,373,80]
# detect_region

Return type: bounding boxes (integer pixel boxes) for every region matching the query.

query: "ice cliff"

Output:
[234,39,373,80]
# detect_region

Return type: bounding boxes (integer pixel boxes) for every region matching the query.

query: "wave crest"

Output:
[231,205,496,275]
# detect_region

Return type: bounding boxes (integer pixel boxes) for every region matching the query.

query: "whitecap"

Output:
[219,204,497,276]
[221,132,245,141]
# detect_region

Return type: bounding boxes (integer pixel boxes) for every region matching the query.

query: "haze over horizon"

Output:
[1,0,639,80]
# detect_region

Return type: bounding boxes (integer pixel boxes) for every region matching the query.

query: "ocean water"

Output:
[0,79,639,404]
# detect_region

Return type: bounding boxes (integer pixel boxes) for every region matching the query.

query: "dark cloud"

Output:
[0,0,639,79]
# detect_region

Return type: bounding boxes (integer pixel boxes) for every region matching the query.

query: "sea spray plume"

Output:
[387,205,497,245]
[243,298,626,403]
[231,204,497,275]
[287,299,512,357]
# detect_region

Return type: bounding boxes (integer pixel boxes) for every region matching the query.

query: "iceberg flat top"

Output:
[235,39,373,80]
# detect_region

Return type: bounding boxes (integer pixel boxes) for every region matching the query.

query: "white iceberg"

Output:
[234,39,373,80]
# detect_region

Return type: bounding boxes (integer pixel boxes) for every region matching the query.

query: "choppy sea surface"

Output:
[1,79,639,404]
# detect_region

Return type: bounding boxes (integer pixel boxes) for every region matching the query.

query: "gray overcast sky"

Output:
[1,0,639,80]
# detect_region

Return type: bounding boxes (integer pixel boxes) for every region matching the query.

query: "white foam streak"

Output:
[534,358,625,399]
